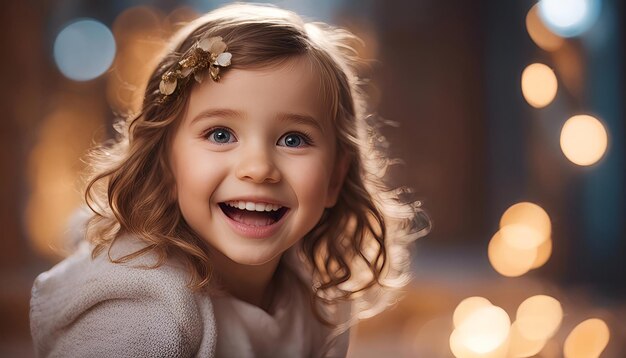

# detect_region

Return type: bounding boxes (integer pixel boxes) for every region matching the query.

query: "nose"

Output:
[235,146,281,184]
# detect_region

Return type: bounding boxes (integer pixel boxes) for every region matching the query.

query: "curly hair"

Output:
[84,3,430,333]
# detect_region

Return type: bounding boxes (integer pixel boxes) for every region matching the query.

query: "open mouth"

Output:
[218,201,289,227]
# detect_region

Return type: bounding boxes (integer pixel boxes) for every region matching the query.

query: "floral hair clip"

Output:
[159,36,232,98]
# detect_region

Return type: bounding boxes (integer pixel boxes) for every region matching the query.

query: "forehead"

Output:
[184,56,328,127]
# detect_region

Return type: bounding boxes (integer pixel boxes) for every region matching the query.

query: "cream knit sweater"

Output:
[30,236,350,358]
[30,237,216,357]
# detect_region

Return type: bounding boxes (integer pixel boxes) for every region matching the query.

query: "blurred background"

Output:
[1,0,624,356]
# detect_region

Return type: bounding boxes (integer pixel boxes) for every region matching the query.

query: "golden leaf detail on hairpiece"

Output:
[180,67,193,78]
[199,36,227,54]
[194,72,204,83]
[159,78,177,95]
[215,52,232,67]
[179,48,205,70]
[159,36,230,96]
[209,66,220,81]
[198,36,219,52]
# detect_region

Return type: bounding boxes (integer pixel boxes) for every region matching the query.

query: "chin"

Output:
[221,247,282,266]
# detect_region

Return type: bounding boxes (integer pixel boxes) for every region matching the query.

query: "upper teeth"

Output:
[225,201,283,212]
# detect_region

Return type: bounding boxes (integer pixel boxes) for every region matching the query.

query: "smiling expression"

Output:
[169,57,345,266]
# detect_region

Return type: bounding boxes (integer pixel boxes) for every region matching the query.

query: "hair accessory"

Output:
[159,36,232,97]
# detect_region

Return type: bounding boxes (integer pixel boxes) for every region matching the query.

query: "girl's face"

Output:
[169,57,346,266]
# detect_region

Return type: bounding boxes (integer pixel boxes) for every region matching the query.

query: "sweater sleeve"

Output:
[30,239,216,358]
[38,293,191,358]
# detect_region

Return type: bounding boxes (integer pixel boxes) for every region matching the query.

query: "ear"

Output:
[325,151,351,208]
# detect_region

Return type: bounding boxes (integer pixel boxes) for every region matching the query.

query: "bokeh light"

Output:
[500,202,551,251]
[563,318,610,358]
[453,297,493,328]
[560,114,608,166]
[507,321,547,358]
[54,19,116,81]
[499,224,545,251]
[488,231,537,277]
[515,295,563,342]
[531,236,553,269]
[449,305,511,357]
[538,0,602,38]
[521,63,558,108]
[526,4,564,51]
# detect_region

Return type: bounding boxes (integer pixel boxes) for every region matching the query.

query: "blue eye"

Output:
[207,128,235,144]
[278,133,309,147]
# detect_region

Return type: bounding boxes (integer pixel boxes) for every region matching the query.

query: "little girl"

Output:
[30,3,429,357]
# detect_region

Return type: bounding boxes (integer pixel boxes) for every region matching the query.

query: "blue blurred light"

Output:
[53,19,116,81]
[537,0,601,38]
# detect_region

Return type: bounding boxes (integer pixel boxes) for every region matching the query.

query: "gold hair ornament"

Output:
[159,36,232,97]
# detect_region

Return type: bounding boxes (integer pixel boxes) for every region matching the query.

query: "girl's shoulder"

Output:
[30,234,217,357]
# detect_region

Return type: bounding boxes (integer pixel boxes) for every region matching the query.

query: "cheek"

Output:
[287,156,332,207]
[172,147,227,201]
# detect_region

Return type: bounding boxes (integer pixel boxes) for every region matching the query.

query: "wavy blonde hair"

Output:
[85,3,430,331]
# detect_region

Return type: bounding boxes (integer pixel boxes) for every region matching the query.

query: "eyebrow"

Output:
[276,112,324,134]
[190,108,324,133]
[190,108,242,125]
